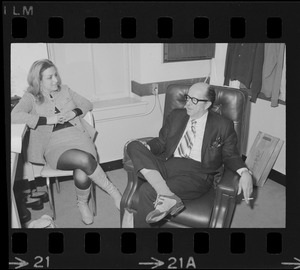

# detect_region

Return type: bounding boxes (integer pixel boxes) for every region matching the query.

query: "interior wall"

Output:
[48,44,96,100]
[209,43,228,86]
[95,95,165,163]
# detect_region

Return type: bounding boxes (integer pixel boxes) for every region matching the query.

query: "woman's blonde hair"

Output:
[27,59,62,103]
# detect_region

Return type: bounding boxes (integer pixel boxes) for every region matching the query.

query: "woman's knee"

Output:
[74,169,91,189]
[78,153,97,174]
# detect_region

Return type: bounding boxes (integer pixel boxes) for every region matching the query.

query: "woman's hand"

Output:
[47,111,76,125]
[62,111,76,122]
[47,115,65,125]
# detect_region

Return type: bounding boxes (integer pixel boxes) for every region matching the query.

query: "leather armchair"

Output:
[121,84,248,228]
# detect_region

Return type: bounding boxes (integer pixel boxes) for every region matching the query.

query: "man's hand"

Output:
[62,111,76,122]
[238,170,253,204]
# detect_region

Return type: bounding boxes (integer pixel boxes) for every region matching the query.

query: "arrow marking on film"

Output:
[139,257,164,269]
[9,257,29,269]
[282,257,300,269]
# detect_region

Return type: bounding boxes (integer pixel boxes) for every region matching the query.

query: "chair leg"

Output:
[55,177,60,193]
[46,177,56,220]
[91,182,97,216]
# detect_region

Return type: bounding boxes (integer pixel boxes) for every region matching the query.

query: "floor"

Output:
[20,168,286,228]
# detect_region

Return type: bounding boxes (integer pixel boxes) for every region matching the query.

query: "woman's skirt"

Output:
[44,126,97,169]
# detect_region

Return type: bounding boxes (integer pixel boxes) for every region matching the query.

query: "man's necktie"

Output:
[177,119,197,158]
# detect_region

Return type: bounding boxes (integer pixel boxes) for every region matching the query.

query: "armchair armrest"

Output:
[209,167,239,228]
[121,137,153,225]
[217,167,239,197]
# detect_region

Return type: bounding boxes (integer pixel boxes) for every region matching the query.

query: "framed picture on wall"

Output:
[163,43,216,62]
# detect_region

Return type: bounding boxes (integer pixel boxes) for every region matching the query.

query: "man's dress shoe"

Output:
[146,194,185,223]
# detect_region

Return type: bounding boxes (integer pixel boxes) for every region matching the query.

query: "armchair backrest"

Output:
[163,84,248,153]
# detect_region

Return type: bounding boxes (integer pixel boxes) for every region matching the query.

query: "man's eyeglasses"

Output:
[184,94,208,105]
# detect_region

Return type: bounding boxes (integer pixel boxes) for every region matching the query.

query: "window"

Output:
[48,43,131,101]
[11,43,48,97]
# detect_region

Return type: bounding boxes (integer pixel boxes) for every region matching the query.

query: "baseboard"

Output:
[242,155,285,187]
[100,159,123,172]
[268,169,286,186]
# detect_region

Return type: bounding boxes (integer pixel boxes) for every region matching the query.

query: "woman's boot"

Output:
[88,165,122,210]
[75,186,94,225]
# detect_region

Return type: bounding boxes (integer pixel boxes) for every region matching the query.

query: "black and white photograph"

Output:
[10,43,286,229]
[7,1,300,269]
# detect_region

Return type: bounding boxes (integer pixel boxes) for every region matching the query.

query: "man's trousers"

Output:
[127,140,214,228]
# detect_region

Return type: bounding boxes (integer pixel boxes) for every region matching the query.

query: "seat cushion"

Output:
[40,165,73,178]
[163,187,215,228]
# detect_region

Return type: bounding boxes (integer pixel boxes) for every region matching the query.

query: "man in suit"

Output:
[127,82,253,227]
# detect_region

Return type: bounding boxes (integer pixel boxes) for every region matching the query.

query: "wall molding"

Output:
[131,77,208,97]
[92,97,148,122]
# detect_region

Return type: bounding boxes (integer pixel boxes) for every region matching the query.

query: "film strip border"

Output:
[12,231,283,254]
[10,230,291,269]
[3,2,292,42]
[9,15,282,40]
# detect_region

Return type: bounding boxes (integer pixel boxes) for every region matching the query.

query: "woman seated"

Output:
[11,59,122,225]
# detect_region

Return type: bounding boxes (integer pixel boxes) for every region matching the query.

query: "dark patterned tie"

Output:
[177,119,197,158]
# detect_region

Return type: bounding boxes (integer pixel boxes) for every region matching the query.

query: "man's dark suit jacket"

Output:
[147,109,246,174]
